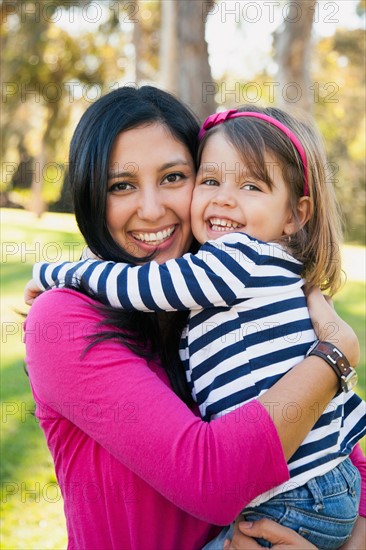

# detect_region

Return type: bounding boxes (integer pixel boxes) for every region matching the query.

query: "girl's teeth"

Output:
[209,218,241,229]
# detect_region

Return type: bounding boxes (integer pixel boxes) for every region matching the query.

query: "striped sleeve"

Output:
[32,234,300,311]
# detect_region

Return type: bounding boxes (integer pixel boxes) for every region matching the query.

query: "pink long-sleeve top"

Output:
[25,289,365,549]
[25,289,289,549]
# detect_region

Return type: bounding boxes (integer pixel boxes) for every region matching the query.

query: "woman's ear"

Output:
[283,196,311,235]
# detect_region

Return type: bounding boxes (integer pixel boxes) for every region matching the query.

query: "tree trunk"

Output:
[28,148,45,218]
[274,0,317,112]
[132,0,144,83]
[159,0,216,121]
[159,0,178,90]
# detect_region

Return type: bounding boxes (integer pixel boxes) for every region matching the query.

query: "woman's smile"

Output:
[106,123,195,263]
[130,224,177,246]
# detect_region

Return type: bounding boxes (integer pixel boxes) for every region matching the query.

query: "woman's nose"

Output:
[137,188,166,221]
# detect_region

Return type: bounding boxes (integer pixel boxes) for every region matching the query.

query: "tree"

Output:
[159,0,216,121]
[1,0,126,214]
[274,0,317,112]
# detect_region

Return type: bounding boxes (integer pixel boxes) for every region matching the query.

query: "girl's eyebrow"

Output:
[198,162,220,174]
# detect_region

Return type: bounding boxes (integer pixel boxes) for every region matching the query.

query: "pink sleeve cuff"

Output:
[350,443,366,517]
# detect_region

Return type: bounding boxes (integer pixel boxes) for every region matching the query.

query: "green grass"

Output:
[0,208,365,549]
[1,209,84,549]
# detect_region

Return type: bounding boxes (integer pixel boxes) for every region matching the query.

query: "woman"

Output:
[25,86,364,549]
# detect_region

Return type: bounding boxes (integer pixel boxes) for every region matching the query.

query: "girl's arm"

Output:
[32,234,298,311]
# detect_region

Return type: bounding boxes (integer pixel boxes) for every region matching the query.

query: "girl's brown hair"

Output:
[198,106,343,296]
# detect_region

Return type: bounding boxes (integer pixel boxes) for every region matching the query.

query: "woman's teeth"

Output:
[133,226,175,244]
[209,218,242,231]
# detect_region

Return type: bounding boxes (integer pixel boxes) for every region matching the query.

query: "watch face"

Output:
[341,370,358,392]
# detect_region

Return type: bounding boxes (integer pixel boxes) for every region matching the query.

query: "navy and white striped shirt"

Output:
[34,232,366,504]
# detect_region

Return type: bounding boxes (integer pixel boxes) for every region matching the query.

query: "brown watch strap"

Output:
[313,341,352,378]
[306,340,357,395]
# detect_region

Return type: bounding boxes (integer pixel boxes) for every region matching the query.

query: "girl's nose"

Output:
[211,189,237,208]
[137,188,166,221]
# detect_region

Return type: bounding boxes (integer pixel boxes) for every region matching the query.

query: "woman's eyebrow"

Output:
[159,160,191,171]
[108,168,138,179]
[108,160,190,178]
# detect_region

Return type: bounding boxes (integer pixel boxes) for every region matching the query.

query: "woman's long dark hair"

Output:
[69,85,200,406]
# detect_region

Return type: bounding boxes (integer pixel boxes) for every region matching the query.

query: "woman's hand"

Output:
[223,519,317,549]
[305,286,360,366]
[24,279,42,306]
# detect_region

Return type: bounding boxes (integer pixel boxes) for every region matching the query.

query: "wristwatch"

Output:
[306,340,358,394]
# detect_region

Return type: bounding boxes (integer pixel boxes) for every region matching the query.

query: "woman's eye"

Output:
[164,173,184,183]
[108,182,134,193]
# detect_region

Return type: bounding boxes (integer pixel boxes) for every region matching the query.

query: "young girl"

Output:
[30,106,365,548]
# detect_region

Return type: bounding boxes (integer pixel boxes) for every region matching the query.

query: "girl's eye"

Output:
[201,179,219,186]
[163,172,184,184]
[243,183,260,191]
[108,182,135,193]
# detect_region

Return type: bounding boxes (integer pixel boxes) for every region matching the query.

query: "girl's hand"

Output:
[339,517,366,550]
[24,279,43,306]
[81,246,101,260]
[305,286,360,367]
[223,519,317,549]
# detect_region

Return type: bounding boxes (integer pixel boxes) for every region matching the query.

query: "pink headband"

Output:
[199,109,309,196]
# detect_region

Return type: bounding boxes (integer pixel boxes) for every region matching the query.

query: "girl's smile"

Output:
[191,131,297,245]
[207,217,243,232]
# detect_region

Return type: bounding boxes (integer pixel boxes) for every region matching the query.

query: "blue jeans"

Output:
[202,458,361,550]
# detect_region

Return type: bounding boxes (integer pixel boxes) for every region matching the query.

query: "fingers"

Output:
[223,524,263,549]
[237,519,317,548]
[223,535,261,550]
[24,279,42,306]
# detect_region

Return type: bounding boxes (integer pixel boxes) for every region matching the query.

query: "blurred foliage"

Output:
[312,28,366,243]
[1,0,131,210]
[357,0,366,16]
[1,1,365,241]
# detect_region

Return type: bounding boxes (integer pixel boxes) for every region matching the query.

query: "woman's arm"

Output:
[25,289,289,526]
[25,288,359,524]
[349,443,366,517]
[257,287,360,460]
[257,355,339,461]
[339,517,366,550]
